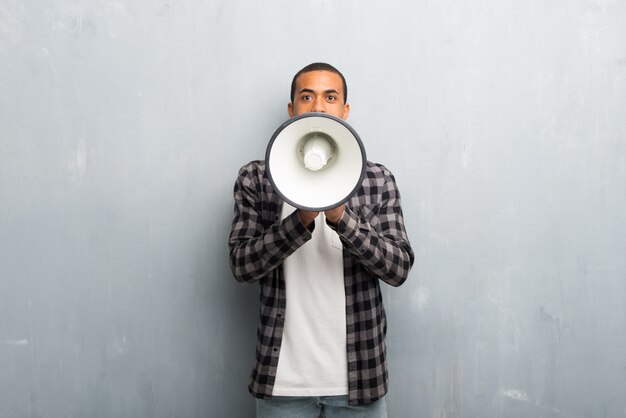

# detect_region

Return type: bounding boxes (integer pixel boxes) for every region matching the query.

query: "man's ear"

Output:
[342,103,350,120]
[288,102,295,118]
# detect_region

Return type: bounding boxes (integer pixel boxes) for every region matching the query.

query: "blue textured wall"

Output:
[1,1,625,417]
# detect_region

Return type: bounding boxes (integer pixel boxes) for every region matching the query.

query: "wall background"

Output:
[1,1,625,417]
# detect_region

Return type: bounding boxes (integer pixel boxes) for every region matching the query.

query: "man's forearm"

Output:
[229,210,313,284]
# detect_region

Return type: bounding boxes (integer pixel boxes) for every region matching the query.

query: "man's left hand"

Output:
[324,204,345,226]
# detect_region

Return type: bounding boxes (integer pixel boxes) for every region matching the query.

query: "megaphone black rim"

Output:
[265,112,367,212]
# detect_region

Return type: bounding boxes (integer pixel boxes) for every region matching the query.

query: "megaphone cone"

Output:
[265,113,366,211]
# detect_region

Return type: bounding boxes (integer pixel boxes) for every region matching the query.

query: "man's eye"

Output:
[327,96,337,101]
[302,95,313,101]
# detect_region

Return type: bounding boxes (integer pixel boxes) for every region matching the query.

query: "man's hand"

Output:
[298,210,319,227]
[298,204,344,227]
[324,204,345,226]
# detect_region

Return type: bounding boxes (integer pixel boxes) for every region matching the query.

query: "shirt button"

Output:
[277,313,283,318]
[273,347,279,352]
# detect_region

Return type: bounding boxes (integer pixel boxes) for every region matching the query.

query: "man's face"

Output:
[288,70,350,120]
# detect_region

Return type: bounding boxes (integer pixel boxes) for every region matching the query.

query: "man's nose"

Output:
[311,97,325,112]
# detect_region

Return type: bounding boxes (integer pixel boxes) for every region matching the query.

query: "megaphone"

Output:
[265,112,366,211]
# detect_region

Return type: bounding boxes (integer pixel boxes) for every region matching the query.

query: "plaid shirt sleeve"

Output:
[331,162,414,287]
[228,161,313,284]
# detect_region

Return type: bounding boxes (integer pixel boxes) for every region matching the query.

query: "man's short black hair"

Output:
[290,62,348,104]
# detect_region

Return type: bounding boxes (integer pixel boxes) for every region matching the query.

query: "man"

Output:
[228,63,414,417]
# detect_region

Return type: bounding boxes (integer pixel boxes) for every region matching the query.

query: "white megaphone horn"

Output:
[265,113,366,212]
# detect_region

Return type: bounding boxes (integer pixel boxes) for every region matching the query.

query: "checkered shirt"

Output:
[228,160,414,406]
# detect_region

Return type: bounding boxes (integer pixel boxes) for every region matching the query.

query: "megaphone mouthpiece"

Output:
[302,134,334,171]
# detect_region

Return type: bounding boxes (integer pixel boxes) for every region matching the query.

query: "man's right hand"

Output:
[298,210,319,227]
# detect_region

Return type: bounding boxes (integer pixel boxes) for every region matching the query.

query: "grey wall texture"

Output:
[1,1,625,417]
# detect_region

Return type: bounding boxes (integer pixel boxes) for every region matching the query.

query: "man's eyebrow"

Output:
[297,88,341,95]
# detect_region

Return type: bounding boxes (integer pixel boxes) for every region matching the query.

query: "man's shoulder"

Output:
[365,161,395,179]
[238,159,265,172]
[236,160,266,179]
[233,160,270,192]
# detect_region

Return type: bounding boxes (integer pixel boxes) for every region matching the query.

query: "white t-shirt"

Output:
[272,203,348,396]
